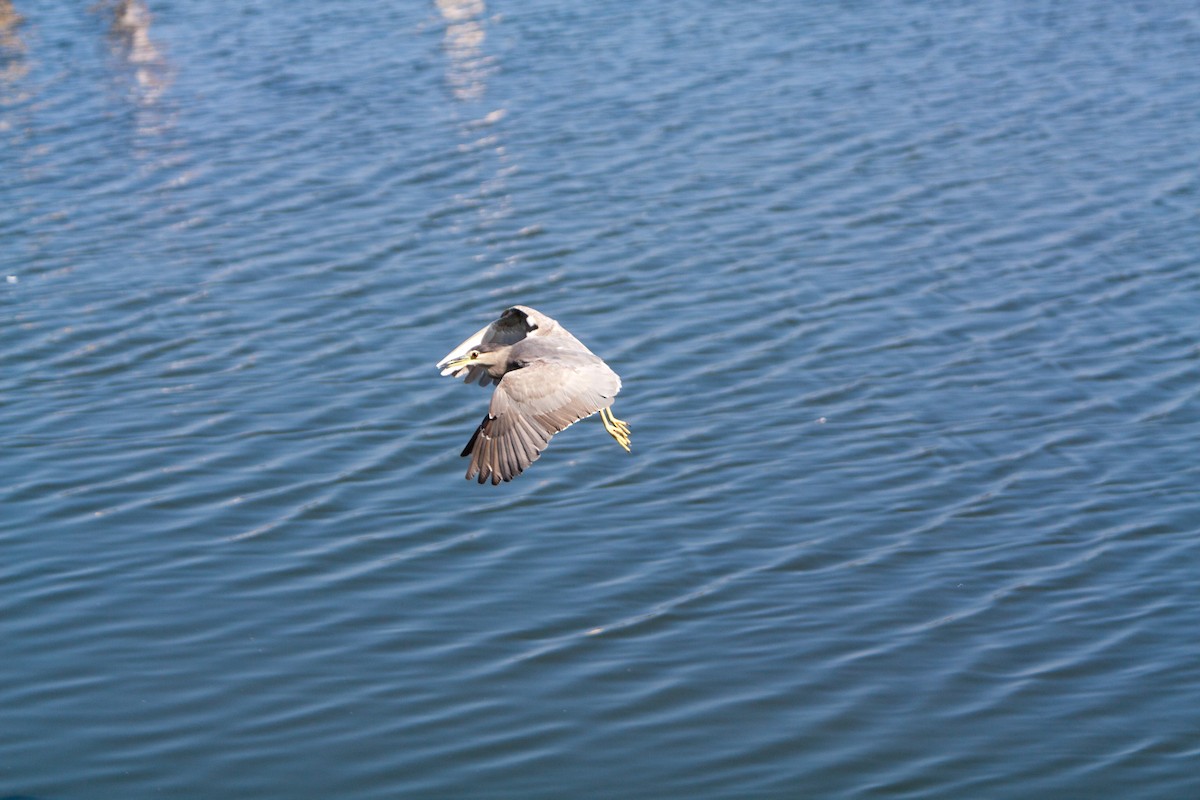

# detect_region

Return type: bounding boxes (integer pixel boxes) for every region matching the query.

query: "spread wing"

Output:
[461,355,621,484]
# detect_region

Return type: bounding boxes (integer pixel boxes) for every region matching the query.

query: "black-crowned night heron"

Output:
[438,305,631,484]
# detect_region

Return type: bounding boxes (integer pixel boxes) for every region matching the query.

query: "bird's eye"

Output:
[469,350,480,358]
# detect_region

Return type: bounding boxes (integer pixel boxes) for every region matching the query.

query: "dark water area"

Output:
[3,1,1200,797]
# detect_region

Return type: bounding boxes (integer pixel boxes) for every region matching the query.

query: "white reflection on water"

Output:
[437,0,490,102]
[106,0,170,108]
[435,0,521,279]
[0,0,28,87]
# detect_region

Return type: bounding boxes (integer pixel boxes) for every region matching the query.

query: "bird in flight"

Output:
[438,306,630,484]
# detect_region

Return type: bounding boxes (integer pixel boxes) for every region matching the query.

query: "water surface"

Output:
[3,1,1200,797]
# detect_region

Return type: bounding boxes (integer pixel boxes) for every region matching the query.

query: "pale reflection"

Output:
[106,0,170,108]
[0,0,28,86]
[433,0,520,279]
[437,0,489,102]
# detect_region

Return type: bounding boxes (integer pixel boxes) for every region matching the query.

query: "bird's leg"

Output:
[600,406,631,452]
[604,415,631,452]
[606,408,630,437]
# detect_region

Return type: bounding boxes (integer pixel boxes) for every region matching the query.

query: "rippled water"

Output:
[4,0,1200,797]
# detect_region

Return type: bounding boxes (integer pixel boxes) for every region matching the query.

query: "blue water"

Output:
[3,1,1200,797]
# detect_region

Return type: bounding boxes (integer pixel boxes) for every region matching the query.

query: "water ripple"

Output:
[4,0,1200,797]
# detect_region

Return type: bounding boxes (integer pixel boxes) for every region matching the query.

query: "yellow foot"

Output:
[601,406,631,452]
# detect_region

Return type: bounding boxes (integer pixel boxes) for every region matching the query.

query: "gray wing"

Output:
[462,353,621,484]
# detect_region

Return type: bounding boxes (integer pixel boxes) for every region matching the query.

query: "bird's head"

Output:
[443,342,511,372]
